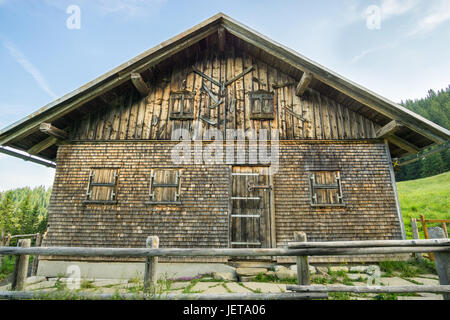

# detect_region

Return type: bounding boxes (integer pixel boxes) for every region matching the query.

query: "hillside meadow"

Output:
[397,171,450,239]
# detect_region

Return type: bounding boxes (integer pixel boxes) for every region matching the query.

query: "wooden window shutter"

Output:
[249,90,274,120]
[309,171,344,207]
[169,90,194,120]
[85,168,119,204]
[147,168,182,205]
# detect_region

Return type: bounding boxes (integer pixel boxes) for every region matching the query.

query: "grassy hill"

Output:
[397,171,450,239]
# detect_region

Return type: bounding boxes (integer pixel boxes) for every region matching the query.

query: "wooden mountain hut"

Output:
[1,13,449,276]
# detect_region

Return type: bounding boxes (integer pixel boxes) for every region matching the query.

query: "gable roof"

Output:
[1,13,449,164]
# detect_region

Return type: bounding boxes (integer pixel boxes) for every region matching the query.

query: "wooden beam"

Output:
[39,123,68,140]
[131,73,150,96]
[287,284,450,294]
[376,120,404,138]
[27,136,59,155]
[295,72,312,97]
[387,135,421,154]
[218,26,226,52]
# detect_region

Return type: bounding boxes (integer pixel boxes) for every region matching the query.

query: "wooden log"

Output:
[295,72,312,97]
[294,232,310,285]
[218,26,226,52]
[410,218,423,261]
[144,236,159,290]
[387,135,420,154]
[287,284,450,294]
[287,238,450,248]
[1,245,449,258]
[0,229,4,266]
[131,73,150,96]
[31,234,42,276]
[11,239,31,291]
[39,123,68,140]
[430,227,450,300]
[0,291,327,300]
[376,120,404,139]
[443,223,448,238]
[420,214,433,260]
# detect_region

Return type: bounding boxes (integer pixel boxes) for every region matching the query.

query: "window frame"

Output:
[308,170,345,207]
[169,90,195,120]
[145,168,182,205]
[83,167,119,205]
[249,90,275,120]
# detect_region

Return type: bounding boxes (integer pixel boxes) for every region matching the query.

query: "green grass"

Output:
[0,256,15,282]
[379,259,436,277]
[397,171,450,239]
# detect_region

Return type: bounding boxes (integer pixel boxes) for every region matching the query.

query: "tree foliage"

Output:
[0,186,51,238]
[396,86,450,181]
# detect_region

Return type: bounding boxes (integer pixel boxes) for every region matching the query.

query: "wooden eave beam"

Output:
[39,123,68,140]
[376,120,404,139]
[218,26,226,52]
[386,135,421,154]
[295,72,313,97]
[131,73,150,96]
[27,136,59,155]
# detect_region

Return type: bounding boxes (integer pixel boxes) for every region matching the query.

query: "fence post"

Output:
[410,218,423,261]
[11,239,31,291]
[31,233,42,276]
[429,227,449,300]
[294,231,310,285]
[0,229,4,266]
[144,236,159,291]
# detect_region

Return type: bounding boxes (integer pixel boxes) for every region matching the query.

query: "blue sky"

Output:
[0,0,449,191]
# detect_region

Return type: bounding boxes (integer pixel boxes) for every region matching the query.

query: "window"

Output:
[249,90,274,120]
[309,171,344,206]
[146,168,182,204]
[169,90,194,120]
[85,168,118,204]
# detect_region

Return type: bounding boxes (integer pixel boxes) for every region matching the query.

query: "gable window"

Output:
[309,171,344,206]
[249,90,274,120]
[169,90,194,120]
[85,168,118,204]
[146,168,182,205]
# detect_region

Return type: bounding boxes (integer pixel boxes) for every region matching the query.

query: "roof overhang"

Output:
[1,13,448,164]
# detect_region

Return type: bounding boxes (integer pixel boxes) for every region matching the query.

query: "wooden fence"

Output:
[0,232,44,277]
[0,234,449,300]
[410,216,450,261]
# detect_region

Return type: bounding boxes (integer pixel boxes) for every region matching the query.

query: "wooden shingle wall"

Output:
[43,141,402,261]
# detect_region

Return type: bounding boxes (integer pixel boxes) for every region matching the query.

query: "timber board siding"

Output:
[70,49,380,142]
[42,141,402,262]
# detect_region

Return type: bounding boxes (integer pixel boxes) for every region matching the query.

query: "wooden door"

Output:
[230,166,273,248]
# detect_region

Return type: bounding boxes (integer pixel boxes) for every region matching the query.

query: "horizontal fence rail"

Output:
[0,291,328,300]
[287,285,450,294]
[0,242,449,259]
[0,238,449,300]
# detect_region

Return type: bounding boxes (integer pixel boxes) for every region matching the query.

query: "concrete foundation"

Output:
[37,260,236,280]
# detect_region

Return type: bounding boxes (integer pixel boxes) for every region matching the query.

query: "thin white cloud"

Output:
[43,0,166,17]
[409,0,450,35]
[2,39,58,100]
[94,0,167,16]
[379,0,419,20]
[351,41,399,64]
